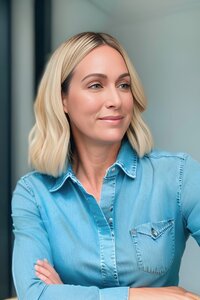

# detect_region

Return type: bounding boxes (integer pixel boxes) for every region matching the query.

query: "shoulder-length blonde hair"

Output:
[29,32,153,177]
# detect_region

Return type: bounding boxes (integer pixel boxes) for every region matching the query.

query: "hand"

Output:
[35,259,63,284]
[129,286,200,300]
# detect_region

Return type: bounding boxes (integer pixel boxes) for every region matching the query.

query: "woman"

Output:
[12,32,200,299]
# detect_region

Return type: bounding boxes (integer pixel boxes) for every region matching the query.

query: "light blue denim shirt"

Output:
[12,139,200,300]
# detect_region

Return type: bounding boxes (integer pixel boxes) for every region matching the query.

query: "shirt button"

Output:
[110,206,113,212]
[130,229,136,236]
[111,167,115,172]
[151,228,158,238]
[108,218,113,225]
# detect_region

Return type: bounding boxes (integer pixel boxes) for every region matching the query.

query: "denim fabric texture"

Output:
[12,139,200,299]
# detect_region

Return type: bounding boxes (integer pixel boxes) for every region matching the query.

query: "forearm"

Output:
[34,259,199,300]
[128,286,200,300]
[20,285,200,300]
[16,283,128,300]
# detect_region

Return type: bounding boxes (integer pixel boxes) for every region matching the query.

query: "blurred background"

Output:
[0,0,200,298]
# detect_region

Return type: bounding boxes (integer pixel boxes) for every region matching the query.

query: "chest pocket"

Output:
[130,219,175,274]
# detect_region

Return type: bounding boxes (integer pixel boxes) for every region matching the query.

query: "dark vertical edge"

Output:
[34,0,52,93]
[0,0,12,298]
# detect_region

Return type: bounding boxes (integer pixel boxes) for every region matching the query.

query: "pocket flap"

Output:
[130,219,174,240]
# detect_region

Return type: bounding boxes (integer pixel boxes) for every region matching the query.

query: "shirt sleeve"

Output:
[12,177,129,300]
[180,155,200,245]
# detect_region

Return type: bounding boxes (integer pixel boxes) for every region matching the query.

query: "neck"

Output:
[72,140,121,201]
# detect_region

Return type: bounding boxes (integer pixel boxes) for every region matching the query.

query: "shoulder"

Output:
[142,149,192,167]
[142,149,200,177]
[20,170,53,181]
[14,170,55,194]
[145,149,200,165]
[145,149,188,160]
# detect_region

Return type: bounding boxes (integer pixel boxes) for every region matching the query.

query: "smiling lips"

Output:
[99,115,123,121]
[98,115,124,125]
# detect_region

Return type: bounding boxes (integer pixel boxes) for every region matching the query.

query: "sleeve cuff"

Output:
[99,286,129,300]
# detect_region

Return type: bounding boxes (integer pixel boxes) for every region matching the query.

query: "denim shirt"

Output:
[12,140,200,300]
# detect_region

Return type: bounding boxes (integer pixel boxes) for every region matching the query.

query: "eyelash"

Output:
[88,82,131,90]
[118,83,130,90]
[88,83,102,89]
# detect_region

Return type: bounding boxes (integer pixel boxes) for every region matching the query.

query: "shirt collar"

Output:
[49,165,75,192]
[49,138,138,192]
[112,138,137,179]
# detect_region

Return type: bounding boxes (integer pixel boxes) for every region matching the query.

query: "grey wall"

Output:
[52,0,200,294]
[11,0,34,188]
[111,9,200,159]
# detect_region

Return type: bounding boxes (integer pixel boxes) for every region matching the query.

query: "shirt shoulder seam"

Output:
[145,150,189,160]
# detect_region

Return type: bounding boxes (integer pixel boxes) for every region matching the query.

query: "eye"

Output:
[88,83,103,89]
[118,83,131,90]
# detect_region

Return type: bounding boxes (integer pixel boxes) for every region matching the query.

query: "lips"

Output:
[99,115,123,120]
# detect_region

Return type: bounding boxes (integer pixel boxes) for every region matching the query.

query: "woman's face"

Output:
[62,45,133,147]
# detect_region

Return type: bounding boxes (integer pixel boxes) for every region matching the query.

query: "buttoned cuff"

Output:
[99,286,129,300]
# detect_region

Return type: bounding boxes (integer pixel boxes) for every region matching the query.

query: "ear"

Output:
[62,94,68,114]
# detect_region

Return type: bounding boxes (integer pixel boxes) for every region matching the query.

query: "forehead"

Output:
[73,45,128,77]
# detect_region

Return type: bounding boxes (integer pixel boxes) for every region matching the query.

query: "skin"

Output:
[35,46,200,299]
[62,45,133,201]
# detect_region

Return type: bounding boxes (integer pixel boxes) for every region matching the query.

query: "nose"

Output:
[105,86,122,109]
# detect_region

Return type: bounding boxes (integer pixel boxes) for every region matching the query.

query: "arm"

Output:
[180,155,200,245]
[35,260,200,300]
[13,173,200,300]
[129,287,200,299]
[12,177,128,300]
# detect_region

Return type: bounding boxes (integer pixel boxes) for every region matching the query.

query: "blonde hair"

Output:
[29,32,153,177]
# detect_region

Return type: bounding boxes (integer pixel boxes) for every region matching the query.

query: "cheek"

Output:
[125,97,134,125]
[125,96,134,112]
[66,98,98,125]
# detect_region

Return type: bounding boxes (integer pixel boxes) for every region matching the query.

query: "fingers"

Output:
[35,259,63,284]
[37,259,56,275]
[35,270,53,285]
[35,260,55,284]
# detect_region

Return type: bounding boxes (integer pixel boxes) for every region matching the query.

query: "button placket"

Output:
[96,171,118,286]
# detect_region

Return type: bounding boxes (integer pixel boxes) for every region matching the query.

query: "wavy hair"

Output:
[29,32,153,177]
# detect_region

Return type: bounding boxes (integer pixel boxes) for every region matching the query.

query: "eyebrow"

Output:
[81,72,130,82]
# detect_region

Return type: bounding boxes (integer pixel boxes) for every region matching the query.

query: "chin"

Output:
[98,135,125,145]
